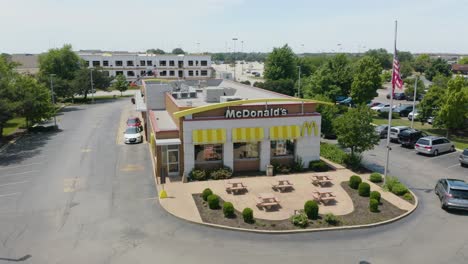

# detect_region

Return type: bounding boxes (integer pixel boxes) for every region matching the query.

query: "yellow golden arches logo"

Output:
[301,121,319,137]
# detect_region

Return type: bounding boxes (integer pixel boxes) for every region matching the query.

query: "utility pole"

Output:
[49,74,57,128]
[232,37,238,81]
[297,66,301,98]
[241,40,244,74]
[411,75,418,129]
[90,69,95,104]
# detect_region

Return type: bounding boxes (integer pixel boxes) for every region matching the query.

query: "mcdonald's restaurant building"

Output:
[140,79,322,179]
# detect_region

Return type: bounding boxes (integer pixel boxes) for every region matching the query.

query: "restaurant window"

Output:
[194,144,223,163]
[127,60,134,66]
[169,60,175,66]
[159,60,167,66]
[103,60,109,66]
[270,140,295,157]
[116,60,123,66]
[140,60,146,66]
[234,142,260,159]
[201,60,208,66]
[201,70,208,76]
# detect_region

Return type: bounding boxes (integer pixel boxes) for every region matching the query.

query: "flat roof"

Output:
[174,80,294,107]
[151,110,178,131]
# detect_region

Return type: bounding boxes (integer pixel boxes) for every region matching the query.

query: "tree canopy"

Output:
[147,48,165,54]
[350,56,382,105]
[264,44,298,81]
[413,54,431,73]
[72,67,113,99]
[172,48,185,55]
[365,49,392,69]
[436,76,468,134]
[112,74,129,96]
[458,57,468,64]
[38,44,81,81]
[424,58,451,81]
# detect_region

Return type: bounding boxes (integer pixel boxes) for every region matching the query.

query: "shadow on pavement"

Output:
[0,129,62,166]
[0,254,31,262]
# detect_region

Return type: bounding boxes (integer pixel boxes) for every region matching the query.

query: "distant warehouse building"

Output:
[134,79,324,180]
[451,64,468,75]
[77,50,213,81]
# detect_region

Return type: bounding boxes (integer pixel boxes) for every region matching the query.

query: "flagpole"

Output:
[384,20,398,182]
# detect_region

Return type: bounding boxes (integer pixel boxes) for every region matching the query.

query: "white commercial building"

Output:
[77,51,213,81]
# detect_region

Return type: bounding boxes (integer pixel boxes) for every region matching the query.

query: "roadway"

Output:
[0,99,467,264]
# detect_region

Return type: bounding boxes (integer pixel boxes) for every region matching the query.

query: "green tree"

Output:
[0,56,20,137]
[312,94,340,138]
[400,61,413,78]
[403,77,425,99]
[458,57,468,64]
[397,51,414,63]
[147,48,165,54]
[365,49,392,69]
[413,54,431,73]
[264,44,298,81]
[334,105,380,156]
[418,74,450,123]
[112,74,129,96]
[72,67,113,100]
[380,70,392,83]
[172,48,185,55]
[260,79,295,96]
[12,76,54,127]
[436,76,468,135]
[302,54,353,100]
[38,44,81,98]
[424,58,451,81]
[350,56,382,104]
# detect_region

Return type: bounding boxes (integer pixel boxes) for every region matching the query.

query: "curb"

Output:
[157,185,419,234]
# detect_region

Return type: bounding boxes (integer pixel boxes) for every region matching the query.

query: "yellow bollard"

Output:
[159,190,168,199]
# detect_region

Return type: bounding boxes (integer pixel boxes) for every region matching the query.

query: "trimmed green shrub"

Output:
[391,183,409,196]
[370,191,381,203]
[242,208,254,223]
[209,166,233,180]
[304,200,319,220]
[383,176,400,192]
[403,192,413,201]
[190,169,206,181]
[207,194,220,209]
[344,153,362,171]
[202,188,213,201]
[309,160,329,172]
[291,213,309,228]
[370,198,379,212]
[292,157,304,172]
[378,110,399,119]
[358,182,371,197]
[223,202,235,218]
[349,175,362,189]
[369,173,383,183]
[320,142,347,165]
[324,213,339,225]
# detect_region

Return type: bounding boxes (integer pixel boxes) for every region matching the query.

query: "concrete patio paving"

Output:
[157,165,414,223]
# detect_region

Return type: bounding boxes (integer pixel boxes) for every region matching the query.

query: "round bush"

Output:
[304,200,319,220]
[358,182,371,197]
[242,208,254,223]
[309,160,329,172]
[370,191,381,203]
[202,188,213,201]
[403,192,413,201]
[369,173,383,183]
[207,194,220,209]
[291,213,309,228]
[190,169,206,181]
[324,213,339,225]
[370,198,379,213]
[391,183,409,196]
[349,175,362,189]
[223,202,235,218]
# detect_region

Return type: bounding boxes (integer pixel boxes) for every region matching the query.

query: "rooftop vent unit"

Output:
[220,96,243,103]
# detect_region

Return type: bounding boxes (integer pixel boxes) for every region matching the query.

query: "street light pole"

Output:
[232,37,238,81]
[241,40,244,74]
[90,68,95,104]
[49,74,57,128]
[411,75,418,129]
[297,66,301,98]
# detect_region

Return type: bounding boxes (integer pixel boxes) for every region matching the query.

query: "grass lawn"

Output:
[373,116,468,149]
[63,94,133,104]
[2,117,26,136]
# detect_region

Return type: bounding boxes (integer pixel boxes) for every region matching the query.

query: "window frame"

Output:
[194,144,223,164]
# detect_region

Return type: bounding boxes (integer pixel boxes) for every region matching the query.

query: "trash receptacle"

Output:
[131,97,135,104]
[266,164,274,176]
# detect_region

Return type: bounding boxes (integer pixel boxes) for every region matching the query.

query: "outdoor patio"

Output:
[157,166,414,223]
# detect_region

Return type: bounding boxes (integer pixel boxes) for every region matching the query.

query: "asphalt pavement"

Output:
[1,99,467,264]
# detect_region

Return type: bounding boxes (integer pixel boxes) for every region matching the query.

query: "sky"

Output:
[1,0,467,54]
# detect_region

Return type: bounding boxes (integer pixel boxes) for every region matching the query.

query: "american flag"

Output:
[392,56,404,90]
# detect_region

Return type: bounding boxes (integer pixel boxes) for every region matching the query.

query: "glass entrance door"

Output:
[166,146,179,175]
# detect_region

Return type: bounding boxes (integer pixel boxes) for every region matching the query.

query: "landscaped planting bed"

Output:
[192,182,407,231]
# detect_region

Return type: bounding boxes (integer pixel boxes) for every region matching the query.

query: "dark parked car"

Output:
[406,93,424,101]
[460,148,468,167]
[394,105,415,117]
[398,129,428,148]
[387,92,406,100]
[375,125,389,139]
[435,178,468,211]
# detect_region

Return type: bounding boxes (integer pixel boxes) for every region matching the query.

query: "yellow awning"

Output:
[270,125,301,140]
[232,127,264,142]
[192,129,226,144]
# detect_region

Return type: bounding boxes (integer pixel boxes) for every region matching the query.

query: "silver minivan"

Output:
[435,178,468,211]
[415,136,455,156]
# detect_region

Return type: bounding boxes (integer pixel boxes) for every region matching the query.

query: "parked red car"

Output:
[126,117,142,128]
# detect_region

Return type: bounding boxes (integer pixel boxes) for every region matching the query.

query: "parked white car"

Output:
[124,127,143,144]
[408,110,420,121]
[390,126,410,142]
[371,103,391,112]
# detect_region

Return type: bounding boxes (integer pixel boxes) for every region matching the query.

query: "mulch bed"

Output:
[192,182,407,231]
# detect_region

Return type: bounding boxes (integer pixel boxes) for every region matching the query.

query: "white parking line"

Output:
[0,162,44,171]
[446,164,460,169]
[426,152,459,161]
[0,170,38,178]
[0,192,20,198]
[0,181,29,187]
